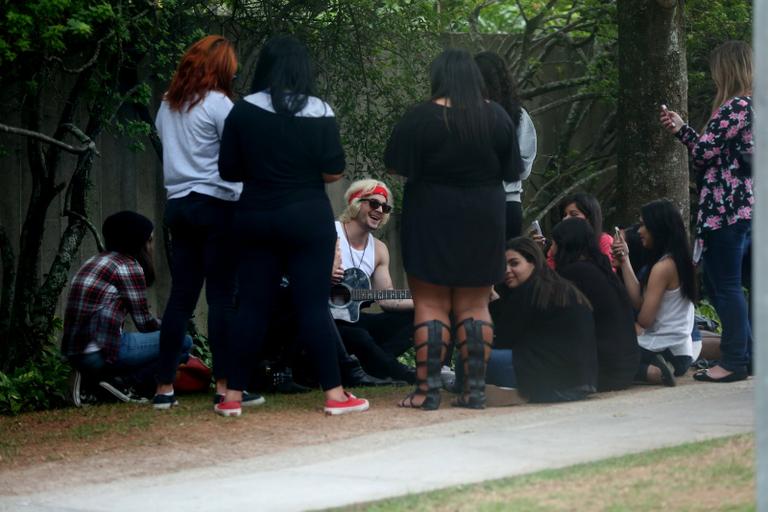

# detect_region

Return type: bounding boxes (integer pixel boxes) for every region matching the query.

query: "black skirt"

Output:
[401,181,506,287]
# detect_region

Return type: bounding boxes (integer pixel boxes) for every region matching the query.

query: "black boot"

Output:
[453,318,493,409]
[341,355,399,387]
[399,319,450,410]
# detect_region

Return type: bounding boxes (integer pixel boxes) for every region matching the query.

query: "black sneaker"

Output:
[152,393,179,410]
[98,379,150,403]
[213,391,265,407]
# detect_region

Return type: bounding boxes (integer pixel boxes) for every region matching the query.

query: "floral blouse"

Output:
[676,96,753,259]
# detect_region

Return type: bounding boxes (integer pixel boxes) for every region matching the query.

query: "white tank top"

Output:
[335,221,376,278]
[637,286,694,357]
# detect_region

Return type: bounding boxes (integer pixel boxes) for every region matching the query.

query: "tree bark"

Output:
[617,0,689,222]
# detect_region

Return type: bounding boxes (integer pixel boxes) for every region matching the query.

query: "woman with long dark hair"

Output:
[385,49,522,410]
[474,51,537,240]
[613,200,697,386]
[217,35,368,416]
[552,218,639,391]
[660,40,753,383]
[62,212,192,405]
[487,237,597,403]
[153,35,261,410]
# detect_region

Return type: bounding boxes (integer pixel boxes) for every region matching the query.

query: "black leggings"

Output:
[157,193,237,384]
[227,197,342,391]
[505,201,523,241]
[337,310,414,381]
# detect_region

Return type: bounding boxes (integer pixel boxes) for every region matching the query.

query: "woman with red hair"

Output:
[153,35,263,410]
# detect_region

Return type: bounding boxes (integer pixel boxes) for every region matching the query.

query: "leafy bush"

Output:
[696,298,721,334]
[0,345,70,415]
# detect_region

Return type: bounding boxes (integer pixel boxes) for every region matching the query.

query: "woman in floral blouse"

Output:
[660,40,753,383]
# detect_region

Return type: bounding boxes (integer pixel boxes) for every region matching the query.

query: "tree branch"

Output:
[520,76,592,99]
[63,210,105,252]
[529,92,603,116]
[527,155,613,208]
[45,35,106,74]
[0,123,98,155]
[528,165,615,222]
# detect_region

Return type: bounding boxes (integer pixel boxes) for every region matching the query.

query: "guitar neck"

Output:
[350,289,411,301]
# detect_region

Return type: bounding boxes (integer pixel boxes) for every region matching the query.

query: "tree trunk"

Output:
[617,0,689,222]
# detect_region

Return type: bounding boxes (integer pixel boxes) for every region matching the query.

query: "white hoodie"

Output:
[504,108,537,203]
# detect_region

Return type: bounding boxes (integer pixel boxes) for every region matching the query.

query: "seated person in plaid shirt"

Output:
[61,211,192,405]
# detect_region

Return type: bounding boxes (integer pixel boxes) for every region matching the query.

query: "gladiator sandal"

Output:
[398,319,450,411]
[453,317,494,409]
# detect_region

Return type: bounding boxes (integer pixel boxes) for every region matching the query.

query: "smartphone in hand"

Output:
[529,220,543,237]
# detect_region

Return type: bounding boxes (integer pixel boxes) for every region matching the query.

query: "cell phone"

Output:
[530,220,543,237]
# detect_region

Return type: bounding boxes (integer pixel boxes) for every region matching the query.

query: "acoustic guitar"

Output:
[329,267,411,323]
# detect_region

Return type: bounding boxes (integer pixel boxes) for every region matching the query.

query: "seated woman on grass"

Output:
[486,237,597,404]
[61,211,192,406]
[551,218,639,391]
[612,199,696,387]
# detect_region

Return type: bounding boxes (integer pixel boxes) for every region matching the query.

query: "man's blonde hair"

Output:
[339,179,393,227]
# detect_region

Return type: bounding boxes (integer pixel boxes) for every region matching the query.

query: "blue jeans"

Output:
[702,220,752,373]
[454,348,518,388]
[70,332,192,389]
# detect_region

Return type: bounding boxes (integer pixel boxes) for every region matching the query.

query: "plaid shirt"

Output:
[62,252,160,363]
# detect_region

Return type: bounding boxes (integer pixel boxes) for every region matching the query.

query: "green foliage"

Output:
[696,298,721,334]
[0,345,70,416]
[0,317,69,415]
[190,330,213,370]
[685,0,752,126]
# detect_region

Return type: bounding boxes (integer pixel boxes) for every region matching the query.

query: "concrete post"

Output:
[754,5,767,510]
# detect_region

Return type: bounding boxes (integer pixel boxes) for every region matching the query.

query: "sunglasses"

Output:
[360,198,392,213]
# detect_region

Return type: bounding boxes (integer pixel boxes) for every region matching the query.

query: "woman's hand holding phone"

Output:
[529,220,546,248]
[611,227,629,267]
[659,104,684,134]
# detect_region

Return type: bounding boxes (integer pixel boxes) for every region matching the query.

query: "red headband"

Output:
[349,186,389,204]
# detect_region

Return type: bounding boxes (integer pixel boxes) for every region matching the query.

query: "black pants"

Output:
[506,201,523,241]
[157,192,237,384]
[635,347,692,381]
[336,310,414,380]
[227,198,342,391]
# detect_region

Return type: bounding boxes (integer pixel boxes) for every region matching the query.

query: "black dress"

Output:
[558,261,640,391]
[490,281,598,402]
[384,101,521,287]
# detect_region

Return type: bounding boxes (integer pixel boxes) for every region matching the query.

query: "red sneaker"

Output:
[324,392,369,416]
[214,400,242,417]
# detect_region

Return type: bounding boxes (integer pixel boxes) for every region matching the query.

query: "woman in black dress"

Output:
[384,49,522,410]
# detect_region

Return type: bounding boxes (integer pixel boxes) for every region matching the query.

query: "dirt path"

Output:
[0,383,665,496]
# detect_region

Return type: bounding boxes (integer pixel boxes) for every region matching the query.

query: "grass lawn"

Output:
[331,434,754,512]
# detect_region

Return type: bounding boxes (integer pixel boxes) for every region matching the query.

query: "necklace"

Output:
[342,223,368,269]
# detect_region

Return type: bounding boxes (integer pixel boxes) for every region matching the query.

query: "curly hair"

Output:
[474,51,522,125]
